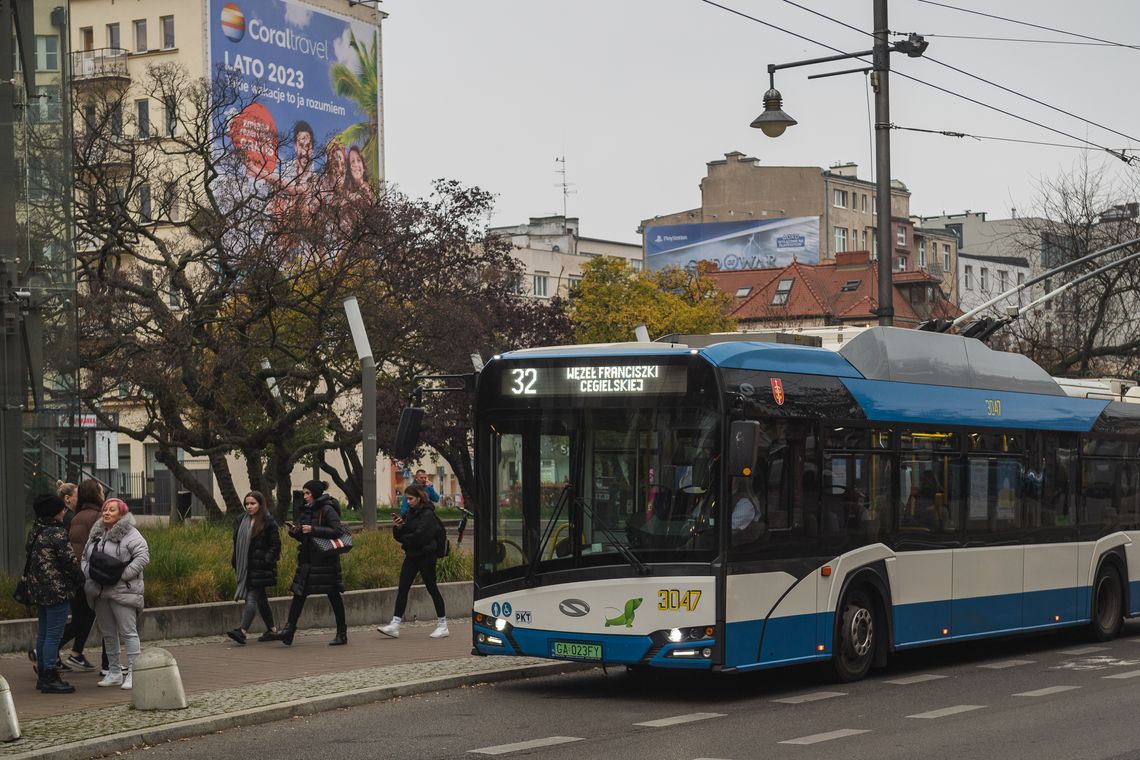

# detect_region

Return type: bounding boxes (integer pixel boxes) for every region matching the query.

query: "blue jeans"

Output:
[37,601,70,673]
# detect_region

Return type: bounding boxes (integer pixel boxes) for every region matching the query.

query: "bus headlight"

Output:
[494,617,509,632]
[654,625,714,645]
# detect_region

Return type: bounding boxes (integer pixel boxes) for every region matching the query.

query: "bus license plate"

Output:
[551,641,602,661]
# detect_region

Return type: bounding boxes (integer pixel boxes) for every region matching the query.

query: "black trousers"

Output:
[393,554,445,619]
[286,592,346,632]
[58,589,96,654]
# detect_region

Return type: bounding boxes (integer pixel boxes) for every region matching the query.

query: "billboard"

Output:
[208,0,381,204]
[645,217,820,272]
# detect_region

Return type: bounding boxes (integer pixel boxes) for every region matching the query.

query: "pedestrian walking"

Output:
[82,497,150,690]
[57,479,103,673]
[399,469,439,516]
[377,483,449,639]
[24,494,86,693]
[226,491,281,644]
[272,480,348,646]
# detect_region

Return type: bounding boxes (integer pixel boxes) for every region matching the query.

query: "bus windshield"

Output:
[478,405,721,583]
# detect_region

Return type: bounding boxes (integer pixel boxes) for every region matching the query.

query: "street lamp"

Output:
[343,296,377,530]
[751,0,927,327]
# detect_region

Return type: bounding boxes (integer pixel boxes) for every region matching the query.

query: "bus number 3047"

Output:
[658,589,701,612]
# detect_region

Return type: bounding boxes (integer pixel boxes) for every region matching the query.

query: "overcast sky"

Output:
[380,0,1139,243]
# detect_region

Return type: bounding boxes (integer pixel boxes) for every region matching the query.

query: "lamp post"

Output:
[752,0,927,327]
[343,297,377,529]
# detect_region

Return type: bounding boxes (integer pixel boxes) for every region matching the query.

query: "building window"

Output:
[851,193,858,210]
[943,244,951,271]
[895,256,907,272]
[164,95,177,136]
[107,22,120,50]
[568,275,582,292]
[861,229,867,250]
[998,270,1008,292]
[734,286,752,298]
[833,189,848,208]
[841,279,861,292]
[771,278,794,305]
[862,194,868,212]
[1017,272,1025,288]
[35,35,59,70]
[110,102,123,136]
[896,226,907,247]
[918,239,927,268]
[136,99,150,137]
[163,182,180,222]
[532,272,549,298]
[964,265,973,290]
[168,287,181,308]
[161,16,175,49]
[138,184,152,222]
[980,267,989,292]
[133,19,148,53]
[29,85,60,122]
[80,27,94,51]
[834,226,848,252]
[630,259,642,271]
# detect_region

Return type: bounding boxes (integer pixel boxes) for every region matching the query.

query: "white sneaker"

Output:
[120,672,133,690]
[377,621,400,638]
[97,671,123,687]
[430,623,450,638]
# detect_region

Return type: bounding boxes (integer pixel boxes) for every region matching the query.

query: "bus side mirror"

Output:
[393,407,424,459]
[728,420,760,477]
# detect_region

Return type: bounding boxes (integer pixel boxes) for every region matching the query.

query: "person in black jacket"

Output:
[26,494,85,693]
[226,491,281,645]
[377,484,448,639]
[272,480,348,646]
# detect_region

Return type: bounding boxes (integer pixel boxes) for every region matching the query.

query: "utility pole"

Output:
[871,0,894,326]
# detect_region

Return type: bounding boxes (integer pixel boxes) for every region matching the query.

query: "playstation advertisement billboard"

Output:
[208,0,381,200]
[644,217,820,272]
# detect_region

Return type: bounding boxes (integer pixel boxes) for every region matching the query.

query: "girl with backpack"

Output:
[377,483,448,639]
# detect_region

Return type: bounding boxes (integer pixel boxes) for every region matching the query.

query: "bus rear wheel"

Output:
[834,588,877,682]
[1089,564,1124,642]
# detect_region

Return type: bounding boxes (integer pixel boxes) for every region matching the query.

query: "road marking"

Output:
[779,729,870,745]
[1013,685,1082,697]
[1104,669,1140,679]
[885,674,947,685]
[907,705,985,719]
[979,659,1035,669]
[468,737,583,755]
[634,712,725,727]
[1059,646,1108,655]
[772,690,847,704]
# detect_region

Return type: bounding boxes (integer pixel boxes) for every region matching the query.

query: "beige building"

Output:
[69,0,398,515]
[491,215,643,299]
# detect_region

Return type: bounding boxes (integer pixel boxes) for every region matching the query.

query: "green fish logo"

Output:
[604,598,642,628]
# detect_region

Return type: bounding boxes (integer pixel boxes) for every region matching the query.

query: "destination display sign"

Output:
[500,364,688,397]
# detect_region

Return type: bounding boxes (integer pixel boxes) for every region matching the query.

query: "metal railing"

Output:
[71,48,130,81]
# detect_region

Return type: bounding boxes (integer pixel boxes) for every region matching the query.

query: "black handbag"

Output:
[12,526,38,606]
[88,547,127,586]
[311,527,353,556]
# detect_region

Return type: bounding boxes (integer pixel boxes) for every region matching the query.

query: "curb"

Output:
[3,661,595,760]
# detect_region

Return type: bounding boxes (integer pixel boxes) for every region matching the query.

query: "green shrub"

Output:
[0,521,472,620]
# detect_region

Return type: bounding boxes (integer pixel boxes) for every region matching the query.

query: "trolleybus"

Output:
[461,327,1140,680]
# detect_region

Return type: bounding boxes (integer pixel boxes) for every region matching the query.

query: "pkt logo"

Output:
[221,3,246,42]
[558,599,590,617]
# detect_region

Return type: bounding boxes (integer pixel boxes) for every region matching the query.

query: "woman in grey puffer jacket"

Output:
[82,498,150,690]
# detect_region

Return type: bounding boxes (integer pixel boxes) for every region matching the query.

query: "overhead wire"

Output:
[921,34,1121,47]
[914,0,1140,51]
[890,124,1129,153]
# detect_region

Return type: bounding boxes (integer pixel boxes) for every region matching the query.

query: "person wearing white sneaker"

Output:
[82,499,150,691]
[379,485,448,639]
[120,671,133,690]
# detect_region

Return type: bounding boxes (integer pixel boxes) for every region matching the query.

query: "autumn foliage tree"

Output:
[567,257,735,343]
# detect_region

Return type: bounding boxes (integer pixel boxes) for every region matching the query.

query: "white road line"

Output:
[1104,670,1140,679]
[771,690,847,704]
[468,737,583,755]
[885,674,947,685]
[1059,646,1108,655]
[779,729,870,745]
[634,712,726,728]
[907,705,986,719]
[979,659,1035,669]
[1013,685,1082,697]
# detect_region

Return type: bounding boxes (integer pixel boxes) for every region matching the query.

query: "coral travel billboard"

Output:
[208,0,381,203]
[644,217,820,272]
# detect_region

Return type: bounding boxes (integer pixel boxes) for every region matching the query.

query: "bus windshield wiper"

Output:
[574,497,652,576]
[523,483,572,586]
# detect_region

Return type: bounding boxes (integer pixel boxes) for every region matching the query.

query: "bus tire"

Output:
[833,588,877,682]
[1089,563,1124,642]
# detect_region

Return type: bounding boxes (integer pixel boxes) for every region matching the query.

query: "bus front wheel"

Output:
[1089,564,1124,642]
[833,588,877,682]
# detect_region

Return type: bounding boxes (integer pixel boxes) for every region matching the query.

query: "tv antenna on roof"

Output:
[554,155,577,227]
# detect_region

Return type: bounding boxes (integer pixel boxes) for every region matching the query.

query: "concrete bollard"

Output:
[0,676,20,742]
[131,647,188,711]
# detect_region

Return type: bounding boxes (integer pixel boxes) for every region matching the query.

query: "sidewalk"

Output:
[0,620,584,759]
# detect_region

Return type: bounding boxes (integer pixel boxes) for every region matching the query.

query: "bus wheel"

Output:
[834,588,876,682]
[1089,564,1124,642]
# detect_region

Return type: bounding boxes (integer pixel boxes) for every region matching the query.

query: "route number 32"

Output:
[658,589,701,612]
[510,368,537,395]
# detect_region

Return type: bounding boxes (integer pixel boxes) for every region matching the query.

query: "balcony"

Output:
[71,48,130,83]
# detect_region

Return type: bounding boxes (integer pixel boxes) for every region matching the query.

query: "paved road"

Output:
[112,622,1140,760]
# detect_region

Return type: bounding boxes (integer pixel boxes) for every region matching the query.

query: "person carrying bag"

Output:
[376,484,449,640]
